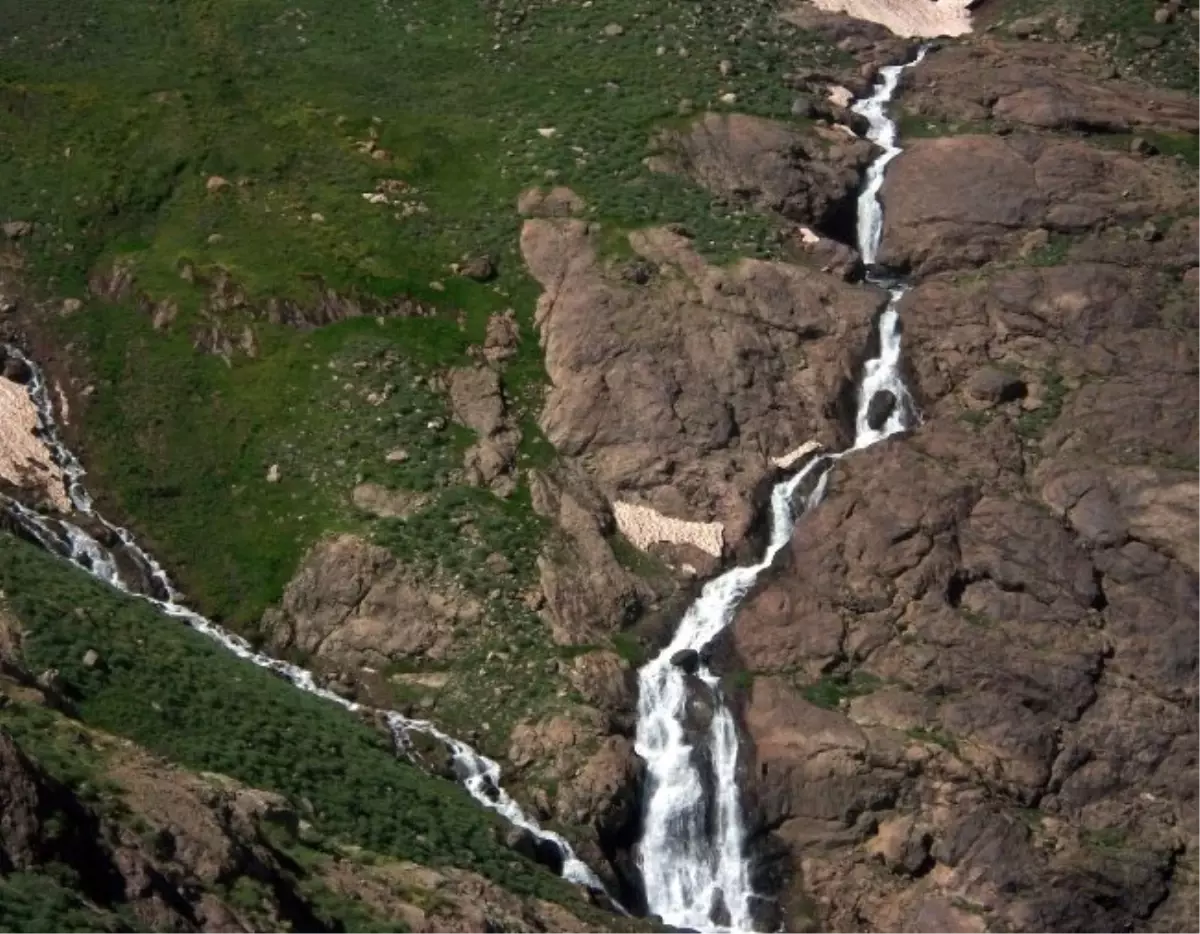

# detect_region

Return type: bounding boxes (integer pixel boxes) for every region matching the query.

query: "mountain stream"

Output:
[632,47,928,933]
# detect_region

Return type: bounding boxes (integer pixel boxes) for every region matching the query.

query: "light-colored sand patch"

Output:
[801,0,975,37]
[0,376,69,511]
[390,671,451,690]
[827,84,855,108]
[771,440,824,470]
[613,500,724,558]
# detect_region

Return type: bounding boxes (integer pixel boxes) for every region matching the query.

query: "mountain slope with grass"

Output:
[0,531,638,932]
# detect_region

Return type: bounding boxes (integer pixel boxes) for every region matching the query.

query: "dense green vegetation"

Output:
[801,671,882,710]
[0,0,839,630]
[1015,368,1067,441]
[70,317,473,627]
[0,873,132,933]
[0,532,582,906]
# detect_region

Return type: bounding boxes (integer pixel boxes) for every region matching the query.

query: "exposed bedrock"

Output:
[522,217,884,554]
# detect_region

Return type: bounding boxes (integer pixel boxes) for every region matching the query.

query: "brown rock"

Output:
[900,41,1197,137]
[2,221,32,240]
[965,366,1025,404]
[529,467,652,645]
[648,112,875,233]
[461,255,495,281]
[482,310,520,365]
[264,534,475,670]
[565,651,634,717]
[516,186,586,218]
[554,735,641,830]
[523,217,881,544]
[743,677,899,829]
[448,366,504,437]
[866,815,931,876]
[350,482,428,519]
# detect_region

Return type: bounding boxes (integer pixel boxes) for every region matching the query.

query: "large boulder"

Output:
[263,534,479,670]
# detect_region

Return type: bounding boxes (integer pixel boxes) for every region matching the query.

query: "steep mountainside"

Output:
[1,0,1196,931]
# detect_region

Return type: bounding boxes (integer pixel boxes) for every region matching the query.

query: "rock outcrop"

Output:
[263,534,479,672]
[648,113,876,241]
[523,216,883,550]
[529,466,655,647]
[899,39,1198,136]
[879,133,1194,274]
[448,364,521,496]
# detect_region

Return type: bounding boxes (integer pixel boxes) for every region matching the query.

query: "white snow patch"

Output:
[803,0,975,38]
[612,501,724,557]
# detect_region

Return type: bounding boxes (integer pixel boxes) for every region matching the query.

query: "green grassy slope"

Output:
[0,0,841,627]
[0,532,580,906]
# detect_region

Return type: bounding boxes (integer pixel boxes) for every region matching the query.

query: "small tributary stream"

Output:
[0,352,610,898]
[632,48,929,933]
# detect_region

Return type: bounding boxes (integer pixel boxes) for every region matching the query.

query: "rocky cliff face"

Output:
[522,206,882,549]
[2,2,1195,931]
[724,19,1198,934]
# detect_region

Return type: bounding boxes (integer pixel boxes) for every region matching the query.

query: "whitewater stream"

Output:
[632,49,928,933]
[0,347,609,898]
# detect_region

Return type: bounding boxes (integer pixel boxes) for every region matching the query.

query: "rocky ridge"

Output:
[713,14,1198,933]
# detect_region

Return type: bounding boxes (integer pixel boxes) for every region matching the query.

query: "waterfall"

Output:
[0,343,611,900]
[633,47,928,934]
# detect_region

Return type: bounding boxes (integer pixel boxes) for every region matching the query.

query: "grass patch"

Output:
[995,0,1198,93]
[608,532,674,583]
[1016,369,1067,440]
[1083,826,1129,851]
[611,631,647,668]
[1015,807,1046,830]
[958,409,993,430]
[66,313,470,629]
[0,532,587,907]
[1025,232,1074,267]
[802,671,882,709]
[725,669,755,693]
[959,607,994,627]
[906,726,959,754]
[0,872,133,933]
[898,111,990,138]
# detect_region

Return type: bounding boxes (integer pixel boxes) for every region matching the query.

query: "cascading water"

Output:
[0,343,611,900]
[633,47,928,934]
